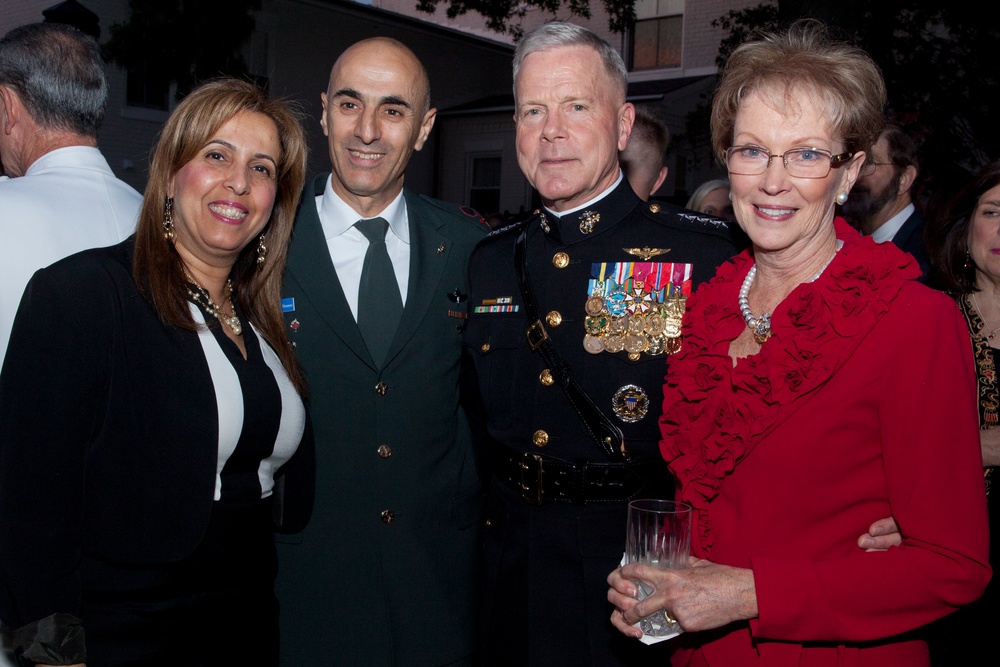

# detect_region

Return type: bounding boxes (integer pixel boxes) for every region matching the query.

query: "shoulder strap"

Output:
[514,227,625,461]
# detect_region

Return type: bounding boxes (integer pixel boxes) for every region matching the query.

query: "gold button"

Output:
[546,311,562,327]
[552,252,570,268]
[375,381,388,396]
[480,342,491,353]
[649,203,661,213]
[484,518,492,527]
[532,430,549,447]
[377,445,392,458]
[381,510,395,524]
[539,369,554,386]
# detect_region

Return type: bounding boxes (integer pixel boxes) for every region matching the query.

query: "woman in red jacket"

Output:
[608,21,990,666]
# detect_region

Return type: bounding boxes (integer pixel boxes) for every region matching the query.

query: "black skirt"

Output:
[79,501,278,667]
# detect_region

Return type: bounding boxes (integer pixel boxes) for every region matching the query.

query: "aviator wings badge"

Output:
[623,247,671,260]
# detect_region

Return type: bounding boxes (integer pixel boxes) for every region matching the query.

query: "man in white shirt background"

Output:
[0,22,141,361]
[840,123,931,278]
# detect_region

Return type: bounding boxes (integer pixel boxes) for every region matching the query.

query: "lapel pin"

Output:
[437,243,446,253]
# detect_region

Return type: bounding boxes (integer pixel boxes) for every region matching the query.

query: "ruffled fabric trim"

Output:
[659,218,920,556]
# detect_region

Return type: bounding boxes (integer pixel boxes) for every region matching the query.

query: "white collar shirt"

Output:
[0,146,141,361]
[316,177,410,320]
[870,203,915,244]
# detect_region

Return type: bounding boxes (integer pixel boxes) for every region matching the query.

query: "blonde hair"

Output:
[133,78,308,395]
[711,20,885,162]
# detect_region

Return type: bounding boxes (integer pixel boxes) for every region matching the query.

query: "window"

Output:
[631,0,684,70]
[633,15,683,69]
[125,62,170,110]
[469,155,502,216]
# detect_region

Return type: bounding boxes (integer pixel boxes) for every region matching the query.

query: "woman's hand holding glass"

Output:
[608,558,759,638]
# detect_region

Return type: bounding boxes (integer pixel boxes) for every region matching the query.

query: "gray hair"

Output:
[0,23,108,136]
[685,179,731,212]
[512,21,628,103]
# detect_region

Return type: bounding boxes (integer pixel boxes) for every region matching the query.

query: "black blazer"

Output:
[892,208,931,279]
[0,239,313,629]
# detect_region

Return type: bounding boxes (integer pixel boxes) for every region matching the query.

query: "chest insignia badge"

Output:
[624,247,670,260]
[612,384,649,423]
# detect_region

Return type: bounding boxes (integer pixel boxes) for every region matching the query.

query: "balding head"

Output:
[328,37,431,116]
[320,37,437,218]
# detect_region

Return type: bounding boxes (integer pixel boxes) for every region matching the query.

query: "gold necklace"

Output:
[186,277,243,336]
[972,291,1000,341]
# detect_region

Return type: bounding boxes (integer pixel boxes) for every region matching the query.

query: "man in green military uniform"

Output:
[275,37,488,665]
[463,22,738,666]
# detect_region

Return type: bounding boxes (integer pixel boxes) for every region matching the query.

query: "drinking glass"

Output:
[624,499,692,638]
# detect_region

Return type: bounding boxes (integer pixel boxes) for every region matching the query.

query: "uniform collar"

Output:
[537,175,639,245]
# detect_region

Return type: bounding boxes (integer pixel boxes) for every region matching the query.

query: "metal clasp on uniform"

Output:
[525,320,548,351]
[518,453,544,505]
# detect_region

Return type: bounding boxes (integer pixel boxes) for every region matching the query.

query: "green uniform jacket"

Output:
[276,173,487,666]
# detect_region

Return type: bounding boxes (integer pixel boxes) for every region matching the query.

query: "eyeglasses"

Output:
[860,161,894,177]
[725,146,854,179]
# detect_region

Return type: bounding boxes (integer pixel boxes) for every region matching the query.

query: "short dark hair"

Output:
[927,160,1000,293]
[629,108,670,161]
[0,22,107,136]
[881,124,919,171]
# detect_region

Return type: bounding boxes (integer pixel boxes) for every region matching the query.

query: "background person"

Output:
[274,37,488,666]
[607,21,990,666]
[685,178,735,222]
[841,123,931,277]
[0,22,141,361]
[923,159,1000,665]
[0,78,312,667]
[620,106,670,201]
[463,21,737,666]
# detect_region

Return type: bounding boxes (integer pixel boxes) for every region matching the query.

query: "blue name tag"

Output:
[281,297,295,313]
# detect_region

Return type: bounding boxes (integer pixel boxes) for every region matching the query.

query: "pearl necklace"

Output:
[739,267,772,344]
[972,291,1000,341]
[739,247,840,345]
[186,278,243,336]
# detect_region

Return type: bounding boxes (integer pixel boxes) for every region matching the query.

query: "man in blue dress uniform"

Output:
[463,22,738,666]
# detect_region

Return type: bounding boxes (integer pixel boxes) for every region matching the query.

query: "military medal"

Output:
[612,384,649,422]
[582,261,693,359]
[585,295,606,316]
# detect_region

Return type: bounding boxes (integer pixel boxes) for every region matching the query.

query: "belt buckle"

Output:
[518,453,544,505]
[525,320,548,351]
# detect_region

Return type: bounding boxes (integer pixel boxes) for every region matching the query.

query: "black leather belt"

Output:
[491,443,669,505]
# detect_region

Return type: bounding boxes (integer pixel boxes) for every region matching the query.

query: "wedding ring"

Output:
[663,610,677,624]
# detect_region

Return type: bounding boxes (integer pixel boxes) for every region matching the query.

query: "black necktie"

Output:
[355,218,403,365]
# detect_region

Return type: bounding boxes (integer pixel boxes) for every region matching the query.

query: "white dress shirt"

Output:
[315,177,410,320]
[870,203,915,244]
[0,146,141,361]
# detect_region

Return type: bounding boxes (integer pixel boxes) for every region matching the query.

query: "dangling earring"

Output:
[835,191,849,205]
[965,251,973,269]
[163,197,175,243]
[256,233,268,267]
